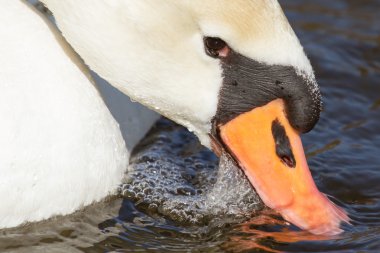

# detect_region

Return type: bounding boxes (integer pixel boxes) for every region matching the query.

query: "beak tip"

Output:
[280,196,350,236]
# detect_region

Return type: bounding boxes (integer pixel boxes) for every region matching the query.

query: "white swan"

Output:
[1,0,348,235]
[0,1,157,228]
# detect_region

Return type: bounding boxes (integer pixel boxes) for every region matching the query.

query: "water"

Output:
[2,0,380,252]
[122,119,262,225]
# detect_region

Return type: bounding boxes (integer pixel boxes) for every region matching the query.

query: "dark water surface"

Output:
[2,0,380,252]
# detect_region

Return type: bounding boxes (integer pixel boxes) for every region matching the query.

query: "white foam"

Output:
[120,119,262,227]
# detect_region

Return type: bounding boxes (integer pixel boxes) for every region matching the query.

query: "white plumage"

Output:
[0,0,314,229]
[0,1,156,228]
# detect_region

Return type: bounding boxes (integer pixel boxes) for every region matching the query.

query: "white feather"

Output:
[40,0,315,146]
[0,0,316,228]
[0,0,156,228]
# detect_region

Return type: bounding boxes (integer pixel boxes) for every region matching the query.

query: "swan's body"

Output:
[0,1,156,228]
[0,0,347,234]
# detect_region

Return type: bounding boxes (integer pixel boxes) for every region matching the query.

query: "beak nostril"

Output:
[281,155,295,168]
[272,119,297,168]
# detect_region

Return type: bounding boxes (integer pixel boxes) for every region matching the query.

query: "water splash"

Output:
[120,119,262,227]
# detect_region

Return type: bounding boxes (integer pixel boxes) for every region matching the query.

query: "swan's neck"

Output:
[93,73,159,151]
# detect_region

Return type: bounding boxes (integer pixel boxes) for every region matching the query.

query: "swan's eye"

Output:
[204,37,229,58]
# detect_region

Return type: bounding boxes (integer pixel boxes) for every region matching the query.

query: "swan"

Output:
[0,1,158,228]
[2,0,348,235]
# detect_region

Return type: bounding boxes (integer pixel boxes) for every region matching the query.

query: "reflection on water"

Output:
[2,0,380,252]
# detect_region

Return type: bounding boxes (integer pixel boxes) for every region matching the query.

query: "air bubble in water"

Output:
[120,119,263,228]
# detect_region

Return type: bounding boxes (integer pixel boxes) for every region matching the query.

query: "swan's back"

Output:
[0,1,127,228]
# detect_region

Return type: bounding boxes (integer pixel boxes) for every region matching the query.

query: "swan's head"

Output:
[41,0,348,234]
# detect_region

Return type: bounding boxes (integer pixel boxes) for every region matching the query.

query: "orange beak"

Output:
[219,99,349,235]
